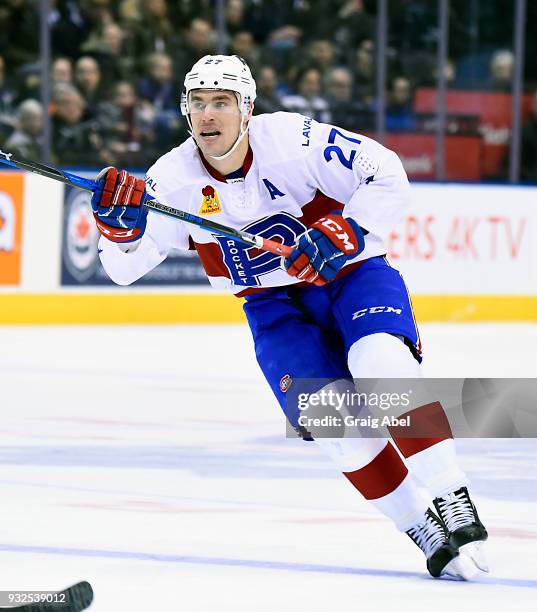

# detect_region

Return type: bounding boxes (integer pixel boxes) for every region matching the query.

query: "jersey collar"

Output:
[199,145,253,183]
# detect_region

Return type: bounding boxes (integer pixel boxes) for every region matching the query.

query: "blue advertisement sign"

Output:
[60,185,209,286]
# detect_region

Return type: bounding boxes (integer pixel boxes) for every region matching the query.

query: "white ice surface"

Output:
[0,323,536,611]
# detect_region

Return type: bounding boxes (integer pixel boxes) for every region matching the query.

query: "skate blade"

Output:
[459,541,490,572]
[441,554,481,581]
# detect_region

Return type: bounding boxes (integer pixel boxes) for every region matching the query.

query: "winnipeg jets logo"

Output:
[0,150,13,162]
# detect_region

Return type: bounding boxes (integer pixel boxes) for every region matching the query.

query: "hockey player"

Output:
[91,55,488,579]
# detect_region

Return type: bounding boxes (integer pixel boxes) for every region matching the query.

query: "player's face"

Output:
[189,90,242,157]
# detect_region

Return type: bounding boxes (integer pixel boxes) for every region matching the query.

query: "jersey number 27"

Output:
[323,128,362,169]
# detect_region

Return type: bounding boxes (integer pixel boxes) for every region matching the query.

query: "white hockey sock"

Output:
[346,333,469,501]
[404,438,468,498]
[369,474,430,532]
[315,437,429,532]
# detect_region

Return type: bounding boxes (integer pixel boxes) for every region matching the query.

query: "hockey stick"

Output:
[0,150,293,258]
[0,581,93,611]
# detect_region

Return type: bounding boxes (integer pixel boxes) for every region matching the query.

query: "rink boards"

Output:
[1,171,536,323]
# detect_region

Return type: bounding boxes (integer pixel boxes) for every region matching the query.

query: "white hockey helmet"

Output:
[180,55,257,160]
[181,54,256,117]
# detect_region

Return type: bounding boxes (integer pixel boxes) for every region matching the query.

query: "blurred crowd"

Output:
[0,0,536,179]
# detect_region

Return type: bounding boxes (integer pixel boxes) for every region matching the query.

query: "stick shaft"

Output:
[0,151,293,257]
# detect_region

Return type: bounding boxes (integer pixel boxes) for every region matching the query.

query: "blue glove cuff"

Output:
[345,217,366,256]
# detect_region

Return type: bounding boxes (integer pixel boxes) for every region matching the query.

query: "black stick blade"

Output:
[0,581,94,611]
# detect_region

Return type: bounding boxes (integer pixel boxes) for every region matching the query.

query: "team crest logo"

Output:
[280,374,293,393]
[199,185,222,215]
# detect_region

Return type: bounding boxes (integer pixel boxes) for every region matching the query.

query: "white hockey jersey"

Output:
[98,112,411,296]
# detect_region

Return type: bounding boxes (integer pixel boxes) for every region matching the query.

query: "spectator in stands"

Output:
[13,62,41,105]
[353,39,375,106]
[0,0,39,71]
[521,89,537,182]
[385,76,416,132]
[406,55,457,89]
[395,51,434,89]
[52,83,86,127]
[334,0,375,50]
[4,99,43,159]
[247,2,303,75]
[168,0,213,29]
[51,0,114,59]
[0,54,16,144]
[50,1,88,60]
[326,67,354,106]
[81,0,113,27]
[51,57,73,85]
[325,67,372,131]
[229,31,262,76]
[281,66,330,123]
[251,0,329,46]
[174,17,214,78]
[81,21,130,85]
[137,52,176,111]
[52,82,108,166]
[288,39,335,87]
[0,55,16,115]
[119,0,144,70]
[308,39,336,81]
[137,51,185,153]
[102,21,125,57]
[97,80,155,167]
[244,0,303,45]
[128,0,176,60]
[489,49,514,92]
[225,0,246,38]
[118,0,142,27]
[253,65,283,115]
[74,56,103,118]
[119,0,183,80]
[266,24,302,54]
[431,58,456,88]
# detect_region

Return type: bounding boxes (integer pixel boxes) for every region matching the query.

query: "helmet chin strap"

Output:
[208,116,249,161]
[187,114,249,162]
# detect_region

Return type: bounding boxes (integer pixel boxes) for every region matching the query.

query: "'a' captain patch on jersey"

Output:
[199,185,222,214]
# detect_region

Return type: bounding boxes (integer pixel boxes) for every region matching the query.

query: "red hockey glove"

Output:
[285,214,365,285]
[91,167,148,243]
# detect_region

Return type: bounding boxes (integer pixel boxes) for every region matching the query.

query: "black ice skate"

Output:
[406,509,477,579]
[434,486,489,572]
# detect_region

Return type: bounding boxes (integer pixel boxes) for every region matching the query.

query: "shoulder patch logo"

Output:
[356,151,379,175]
[199,185,222,215]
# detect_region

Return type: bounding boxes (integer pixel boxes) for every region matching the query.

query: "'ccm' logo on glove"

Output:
[285,214,365,285]
[317,216,359,253]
